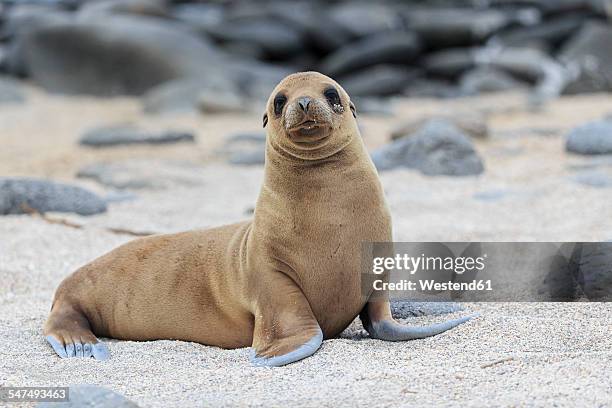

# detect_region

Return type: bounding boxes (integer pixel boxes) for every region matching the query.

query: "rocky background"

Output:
[2,0,612,105]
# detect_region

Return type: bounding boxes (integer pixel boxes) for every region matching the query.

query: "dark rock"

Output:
[574,242,612,301]
[478,46,566,102]
[142,76,241,114]
[226,57,292,101]
[327,3,404,38]
[20,15,223,96]
[171,3,225,35]
[572,171,612,188]
[80,125,195,147]
[560,22,612,94]
[403,8,511,48]
[205,18,303,59]
[2,5,72,77]
[0,178,106,215]
[37,385,138,408]
[371,119,485,175]
[403,78,460,98]
[338,65,418,97]
[319,31,420,77]
[0,76,26,104]
[218,132,266,166]
[459,67,529,95]
[198,90,247,114]
[422,48,477,79]
[490,12,594,49]
[77,160,205,190]
[566,120,612,155]
[391,113,489,140]
[304,16,353,54]
[77,0,169,19]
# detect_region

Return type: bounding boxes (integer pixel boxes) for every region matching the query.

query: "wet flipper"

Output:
[250,328,323,367]
[250,273,323,367]
[45,335,110,360]
[366,313,479,341]
[361,300,478,341]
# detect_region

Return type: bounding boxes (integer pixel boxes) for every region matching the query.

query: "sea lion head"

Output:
[263,71,357,161]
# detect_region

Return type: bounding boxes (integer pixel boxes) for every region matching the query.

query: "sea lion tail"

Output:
[367,312,479,341]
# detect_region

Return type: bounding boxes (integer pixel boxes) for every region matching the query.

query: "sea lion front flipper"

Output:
[360,300,478,341]
[249,278,323,367]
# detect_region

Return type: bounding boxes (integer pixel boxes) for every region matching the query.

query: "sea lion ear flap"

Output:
[262,113,268,128]
[349,101,357,118]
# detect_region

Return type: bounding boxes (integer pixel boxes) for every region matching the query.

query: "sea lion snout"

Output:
[284,95,333,133]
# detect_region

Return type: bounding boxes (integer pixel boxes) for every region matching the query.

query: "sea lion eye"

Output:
[273,94,287,115]
[324,87,340,105]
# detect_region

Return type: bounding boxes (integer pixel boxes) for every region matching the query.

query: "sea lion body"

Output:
[44,72,474,365]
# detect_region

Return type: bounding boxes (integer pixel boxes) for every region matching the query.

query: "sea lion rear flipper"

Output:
[249,278,323,367]
[360,300,478,341]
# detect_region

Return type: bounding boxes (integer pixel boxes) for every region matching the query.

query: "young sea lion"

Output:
[44,72,474,366]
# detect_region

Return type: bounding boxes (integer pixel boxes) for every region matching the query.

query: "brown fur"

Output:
[44,72,394,361]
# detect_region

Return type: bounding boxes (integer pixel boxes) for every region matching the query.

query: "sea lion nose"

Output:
[297,96,311,113]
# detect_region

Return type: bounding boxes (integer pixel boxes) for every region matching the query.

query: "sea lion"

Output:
[43,72,475,366]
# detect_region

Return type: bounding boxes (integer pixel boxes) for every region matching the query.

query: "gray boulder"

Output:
[198,90,247,114]
[391,113,489,140]
[77,0,169,19]
[20,15,224,96]
[80,125,195,147]
[37,385,138,408]
[205,18,303,59]
[560,22,612,94]
[566,120,612,155]
[338,65,418,97]
[319,31,420,77]
[371,119,485,176]
[77,160,206,190]
[0,178,107,215]
[476,46,566,102]
[403,78,460,99]
[327,3,404,38]
[422,48,477,79]
[142,76,240,114]
[459,67,529,95]
[403,8,511,48]
[491,13,591,49]
[218,132,266,166]
[171,3,225,35]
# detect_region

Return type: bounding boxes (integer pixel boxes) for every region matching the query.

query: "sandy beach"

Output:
[1,87,612,407]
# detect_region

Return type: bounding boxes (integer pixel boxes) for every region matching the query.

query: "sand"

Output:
[1,86,612,407]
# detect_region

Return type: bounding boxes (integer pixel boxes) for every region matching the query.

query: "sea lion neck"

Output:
[260,135,367,200]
